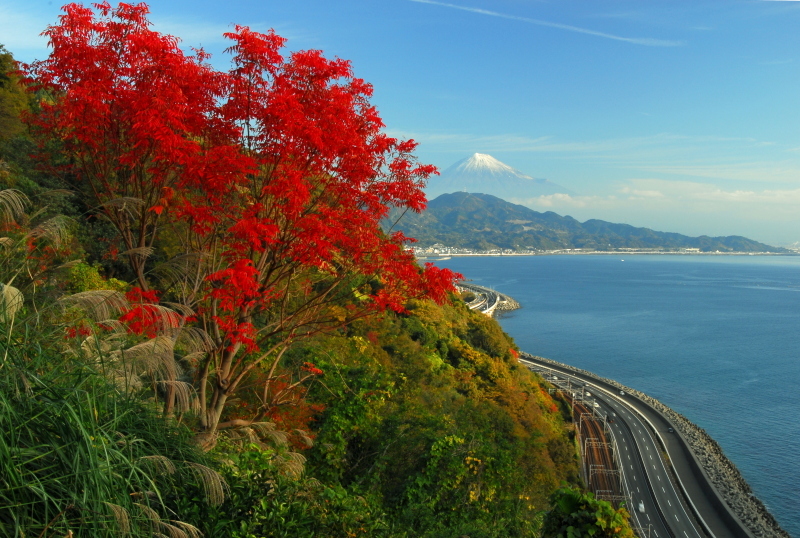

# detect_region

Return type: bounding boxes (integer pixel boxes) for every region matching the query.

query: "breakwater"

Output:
[522,352,788,538]
[494,294,520,313]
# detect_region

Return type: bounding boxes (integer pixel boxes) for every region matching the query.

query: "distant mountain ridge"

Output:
[389,192,785,253]
[424,153,574,201]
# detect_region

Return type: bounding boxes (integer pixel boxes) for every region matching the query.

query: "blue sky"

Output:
[3,0,800,245]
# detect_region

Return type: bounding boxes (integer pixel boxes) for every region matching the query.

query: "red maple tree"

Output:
[24,2,460,446]
[24,2,232,289]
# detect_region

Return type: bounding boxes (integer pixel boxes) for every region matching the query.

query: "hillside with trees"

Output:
[0,4,634,536]
[388,192,785,253]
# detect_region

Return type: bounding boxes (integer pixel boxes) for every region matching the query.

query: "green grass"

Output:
[0,315,214,538]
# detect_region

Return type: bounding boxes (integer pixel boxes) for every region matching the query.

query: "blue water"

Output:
[433,255,800,535]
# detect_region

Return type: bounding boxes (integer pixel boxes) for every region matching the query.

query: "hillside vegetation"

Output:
[0,233,580,536]
[0,5,634,536]
[0,187,584,535]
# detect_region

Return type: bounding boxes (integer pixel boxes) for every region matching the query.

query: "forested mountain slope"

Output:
[389,192,784,252]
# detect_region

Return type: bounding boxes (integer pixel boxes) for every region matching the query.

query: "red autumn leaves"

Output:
[22,2,459,436]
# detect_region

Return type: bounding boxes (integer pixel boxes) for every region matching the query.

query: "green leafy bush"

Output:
[175,445,390,538]
[542,486,635,538]
[67,261,128,293]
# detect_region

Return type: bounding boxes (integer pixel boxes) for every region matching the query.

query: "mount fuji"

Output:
[424,153,574,201]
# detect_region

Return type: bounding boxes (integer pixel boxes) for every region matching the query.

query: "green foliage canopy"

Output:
[542,486,635,538]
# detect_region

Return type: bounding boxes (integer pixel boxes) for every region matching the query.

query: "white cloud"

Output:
[392,130,775,156]
[0,6,54,60]
[633,162,800,183]
[618,186,665,198]
[384,129,553,152]
[395,128,800,186]
[0,4,308,66]
[626,179,800,205]
[505,179,800,244]
[409,0,684,47]
[525,193,597,208]
[512,193,627,212]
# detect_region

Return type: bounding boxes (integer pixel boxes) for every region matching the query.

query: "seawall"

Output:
[521,352,789,538]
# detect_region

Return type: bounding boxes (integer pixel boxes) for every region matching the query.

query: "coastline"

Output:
[521,352,789,538]
[418,251,798,259]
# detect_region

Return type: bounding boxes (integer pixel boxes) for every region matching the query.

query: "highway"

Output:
[458,282,518,316]
[601,390,701,538]
[523,357,707,538]
[458,282,501,313]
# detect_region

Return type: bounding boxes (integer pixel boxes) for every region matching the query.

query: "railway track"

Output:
[533,359,711,538]
[572,399,624,506]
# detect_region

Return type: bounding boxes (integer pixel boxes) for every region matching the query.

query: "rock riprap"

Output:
[521,353,788,538]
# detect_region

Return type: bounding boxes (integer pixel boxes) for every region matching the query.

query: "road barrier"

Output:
[520,353,785,538]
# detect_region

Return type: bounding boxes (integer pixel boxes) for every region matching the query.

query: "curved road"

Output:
[458,282,501,314]
[525,358,707,538]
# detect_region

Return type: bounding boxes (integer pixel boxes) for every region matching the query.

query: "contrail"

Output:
[409,0,684,47]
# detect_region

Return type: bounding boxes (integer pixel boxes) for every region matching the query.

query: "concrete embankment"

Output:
[522,353,788,538]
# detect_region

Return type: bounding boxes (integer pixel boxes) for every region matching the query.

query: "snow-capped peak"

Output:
[454,153,533,179]
[424,152,575,201]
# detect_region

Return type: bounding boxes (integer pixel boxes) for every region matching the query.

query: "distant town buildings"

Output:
[412,245,784,257]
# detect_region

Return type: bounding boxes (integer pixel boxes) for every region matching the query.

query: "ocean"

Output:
[431,254,800,535]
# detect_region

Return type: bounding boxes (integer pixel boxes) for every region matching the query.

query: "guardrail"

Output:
[545,367,675,538]
[520,353,757,538]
